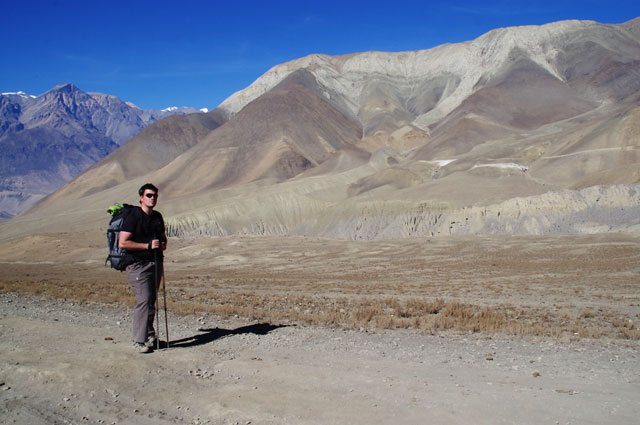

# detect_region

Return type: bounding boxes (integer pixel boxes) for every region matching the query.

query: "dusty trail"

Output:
[1,293,638,425]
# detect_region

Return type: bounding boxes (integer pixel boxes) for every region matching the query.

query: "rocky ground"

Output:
[1,291,639,425]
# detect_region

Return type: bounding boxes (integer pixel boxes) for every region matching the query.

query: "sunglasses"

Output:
[144,193,158,199]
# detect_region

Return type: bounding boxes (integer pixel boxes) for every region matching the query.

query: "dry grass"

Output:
[1,278,638,340]
[1,233,639,340]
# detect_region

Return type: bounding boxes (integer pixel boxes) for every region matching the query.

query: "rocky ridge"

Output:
[0,84,202,218]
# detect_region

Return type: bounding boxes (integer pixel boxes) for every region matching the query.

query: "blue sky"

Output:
[1,0,638,110]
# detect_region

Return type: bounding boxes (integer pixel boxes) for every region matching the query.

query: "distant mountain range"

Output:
[0,84,204,218]
[2,17,639,240]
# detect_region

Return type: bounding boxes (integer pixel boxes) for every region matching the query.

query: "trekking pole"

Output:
[154,246,161,351]
[162,273,170,349]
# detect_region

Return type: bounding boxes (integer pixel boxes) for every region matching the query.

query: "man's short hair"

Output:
[138,183,159,197]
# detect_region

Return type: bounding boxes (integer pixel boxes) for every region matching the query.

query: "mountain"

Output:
[36,110,227,205]
[0,84,207,218]
[2,18,639,241]
[154,70,363,198]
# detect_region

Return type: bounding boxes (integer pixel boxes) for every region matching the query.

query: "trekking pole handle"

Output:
[149,239,161,250]
[150,232,162,251]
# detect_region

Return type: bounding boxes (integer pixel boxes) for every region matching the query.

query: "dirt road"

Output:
[1,293,638,425]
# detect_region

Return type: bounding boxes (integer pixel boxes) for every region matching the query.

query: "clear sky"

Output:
[1,0,638,110]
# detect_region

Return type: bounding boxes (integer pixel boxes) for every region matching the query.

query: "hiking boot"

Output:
[145,335,157,348]
[133,342,151,353]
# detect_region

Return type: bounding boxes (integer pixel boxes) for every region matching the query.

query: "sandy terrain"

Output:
[1,293,639,425]
[1,232,639,424]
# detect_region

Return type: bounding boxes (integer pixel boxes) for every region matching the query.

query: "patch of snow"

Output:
[472,163,528,172]
[1,91,36,99]
[431,159,456,167]
[162,106,178,112]
[200,108,209,113]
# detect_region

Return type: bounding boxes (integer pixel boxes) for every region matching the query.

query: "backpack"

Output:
[105,204,136,271]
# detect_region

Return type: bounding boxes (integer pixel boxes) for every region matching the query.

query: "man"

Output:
[119,183,167,353]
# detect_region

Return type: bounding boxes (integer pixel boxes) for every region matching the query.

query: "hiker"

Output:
[119,183,167,353]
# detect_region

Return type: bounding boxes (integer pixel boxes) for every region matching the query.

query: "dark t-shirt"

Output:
[121,206,165,262]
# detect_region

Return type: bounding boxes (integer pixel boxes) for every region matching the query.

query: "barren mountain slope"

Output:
[2,18,639,241]
[220,19,640,129]
[413,56,599,159]
[155,18,640,238]
[24,112,225,214]
[214,18,640,193]
[150,71,363,198]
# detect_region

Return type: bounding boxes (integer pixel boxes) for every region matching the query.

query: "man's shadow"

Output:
[165,323,288,349]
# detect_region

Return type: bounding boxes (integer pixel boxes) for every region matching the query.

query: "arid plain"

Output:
[1,232,639,424]
[1,232,639,340]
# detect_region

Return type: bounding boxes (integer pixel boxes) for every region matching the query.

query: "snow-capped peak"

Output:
[161,106,208,114]
[1,91,36,99]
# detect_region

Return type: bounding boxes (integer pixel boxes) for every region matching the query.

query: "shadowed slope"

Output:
[413,55,599,161]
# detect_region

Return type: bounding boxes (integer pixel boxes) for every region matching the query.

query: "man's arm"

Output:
[159,217,168,251]
[119,231,161,251]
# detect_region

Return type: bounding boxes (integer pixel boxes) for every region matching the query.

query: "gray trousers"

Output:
[126,261,162,343]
